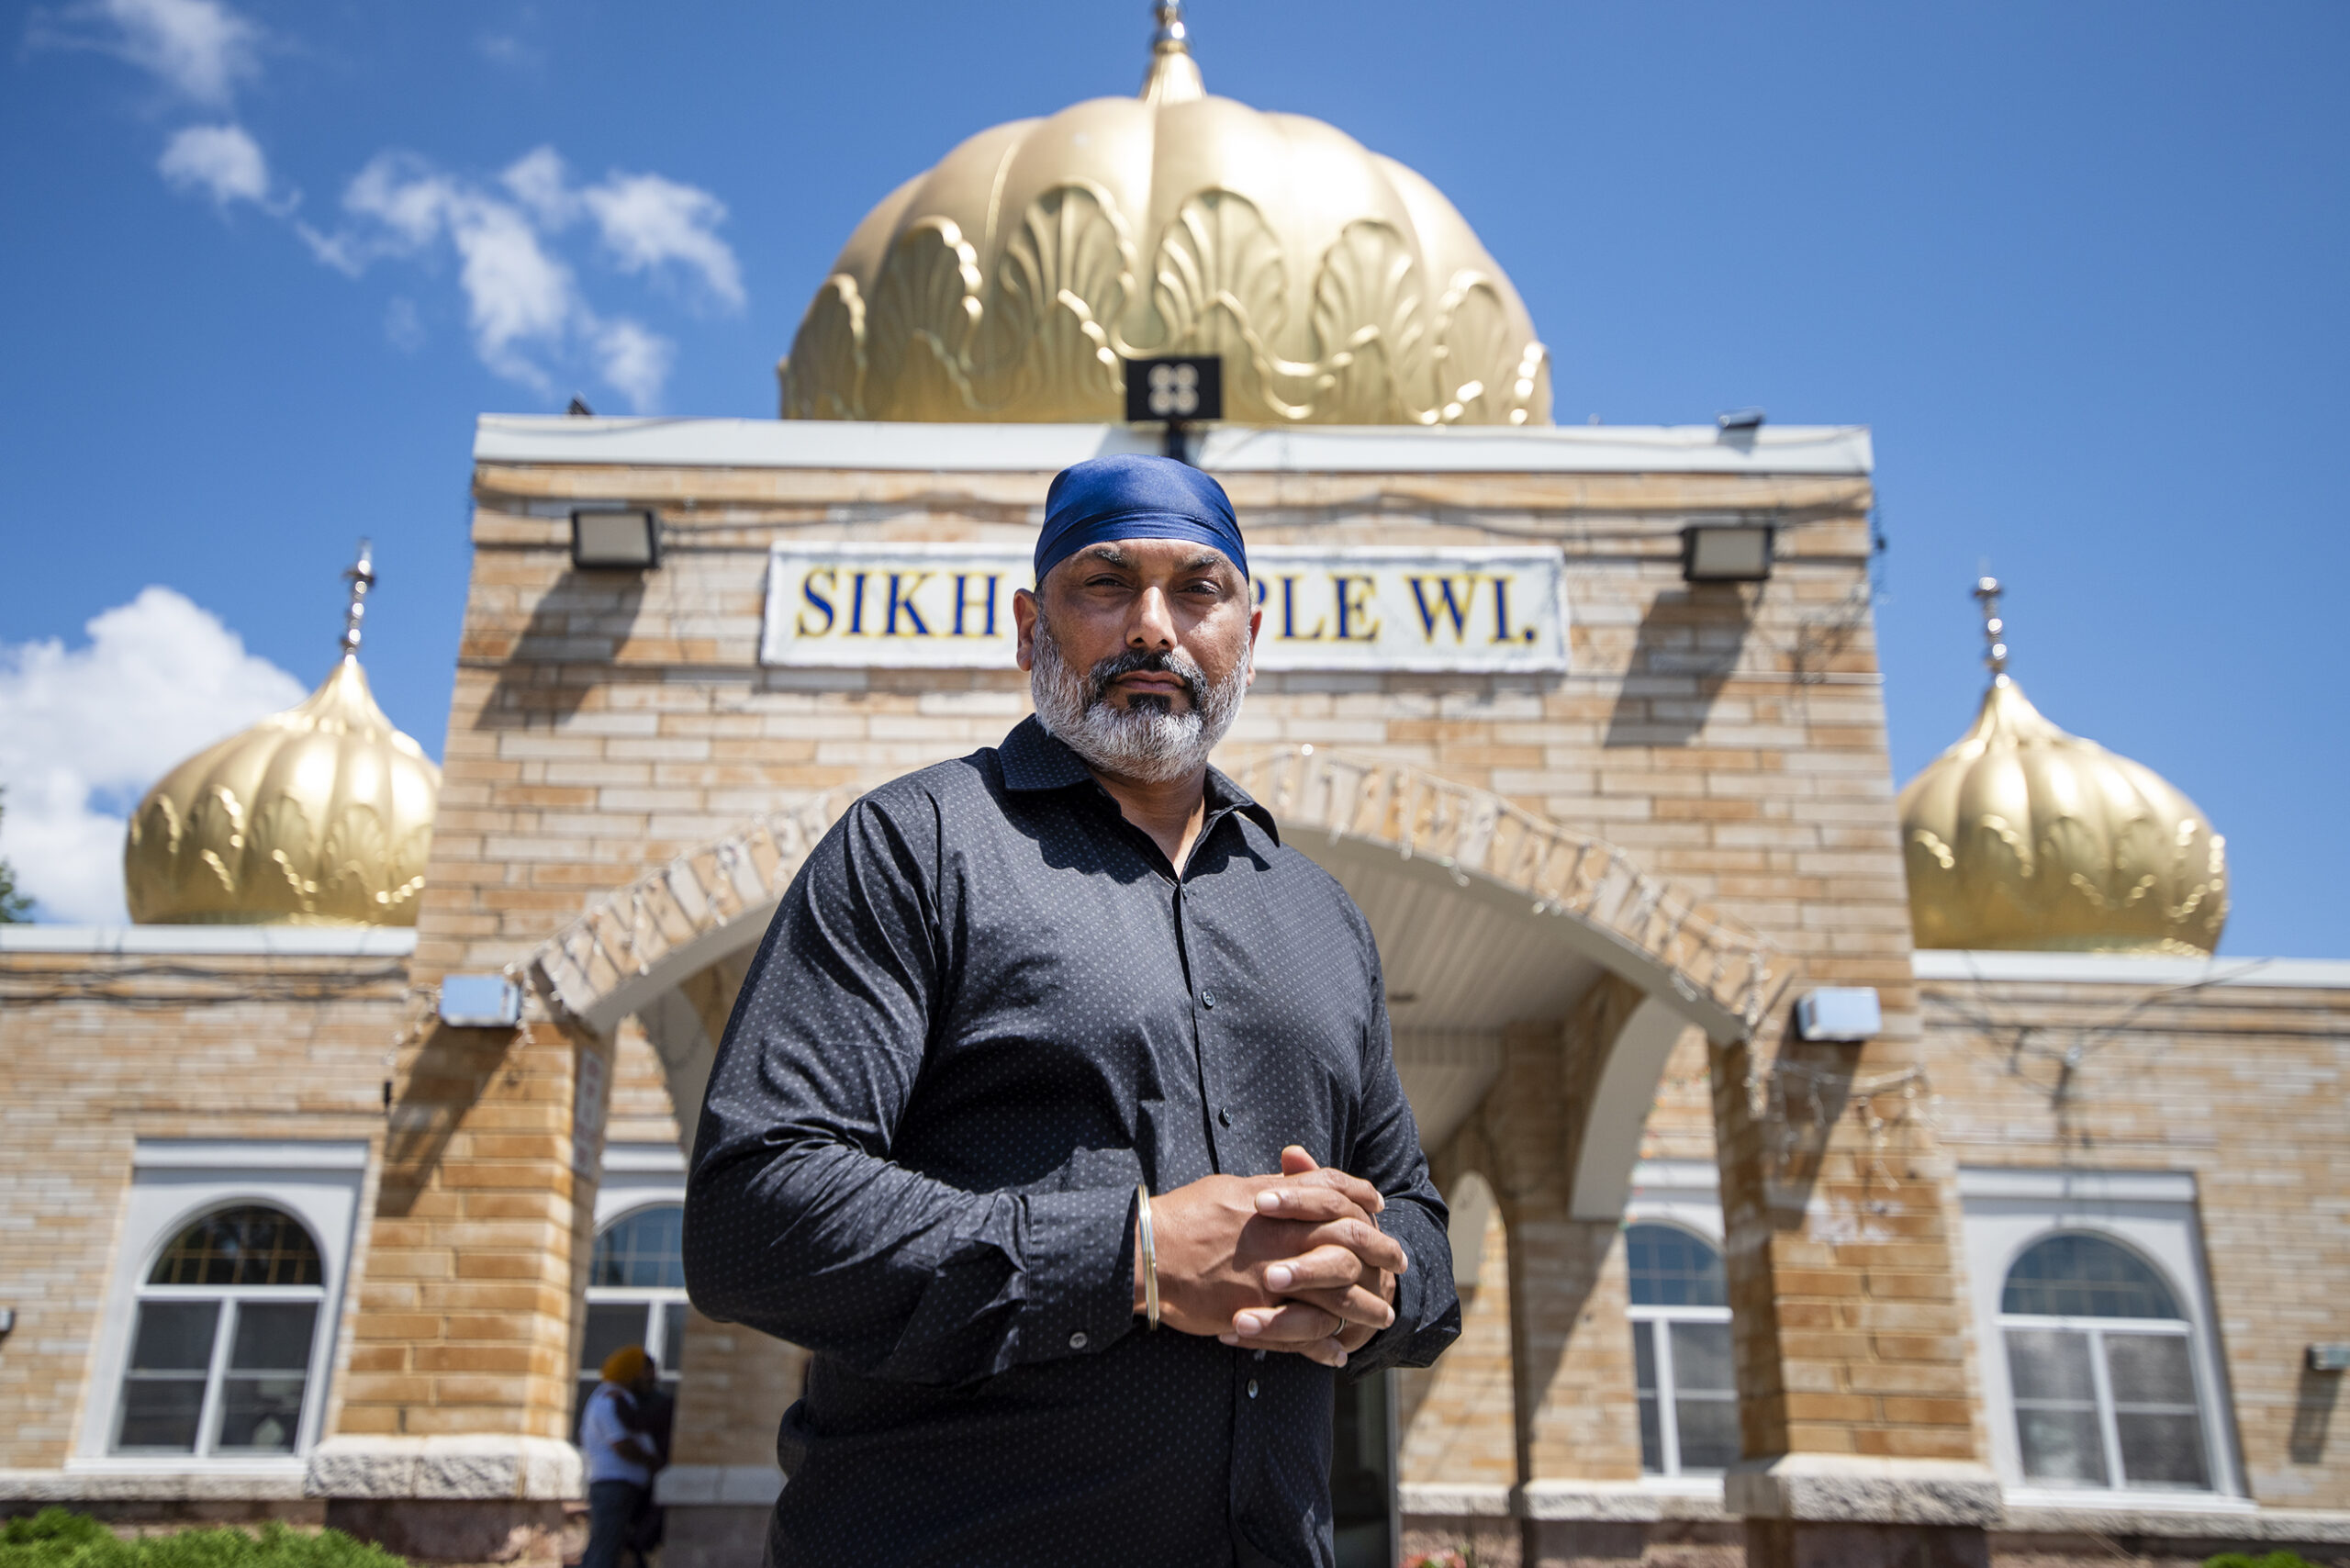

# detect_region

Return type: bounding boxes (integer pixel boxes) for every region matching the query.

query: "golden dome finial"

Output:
[1972,574,2009,682]
[778,0,1550,427]
[340,539,375,660]
[123,547,440,926]
[1141,0,1204,105]
[1897,577,2226,955]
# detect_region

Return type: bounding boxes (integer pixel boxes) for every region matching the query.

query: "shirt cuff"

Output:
[1016,1184,1140,1363]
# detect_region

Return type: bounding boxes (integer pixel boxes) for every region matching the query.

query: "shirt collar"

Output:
[997,716,1281,846]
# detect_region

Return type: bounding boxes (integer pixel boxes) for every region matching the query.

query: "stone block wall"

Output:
[1918,967,2350,1507]
[0,948,406,1473]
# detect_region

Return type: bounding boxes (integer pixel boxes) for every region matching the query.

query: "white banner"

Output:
[760,543,1568,673]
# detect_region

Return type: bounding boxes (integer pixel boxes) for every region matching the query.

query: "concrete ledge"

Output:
[303,1438,581,1501]
[1726,1455,2002,1527]
[0,1467,308,1502]
[1401,1483,1514,1518]
[1516,1479,1730,1522]
[472,415,1875,478]
[0,925,418,957]
[655,1465,783,1506]
[1998,1504,2350,1544]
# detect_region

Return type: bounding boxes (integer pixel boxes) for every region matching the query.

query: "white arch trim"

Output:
[528,749,1786,1046]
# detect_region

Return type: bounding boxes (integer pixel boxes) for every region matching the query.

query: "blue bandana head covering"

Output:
[1035,454,1247,585]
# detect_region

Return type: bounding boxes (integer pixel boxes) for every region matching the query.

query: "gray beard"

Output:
[1028,612,1248,785]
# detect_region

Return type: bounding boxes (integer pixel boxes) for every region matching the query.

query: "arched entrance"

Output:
[530,746,1783,1188]
[524,748,1788,1557]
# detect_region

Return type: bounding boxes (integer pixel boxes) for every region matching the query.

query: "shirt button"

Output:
[1246,1378,1259,1398]
[1200,989,1216,1009]
[1218,1107,1234,1127]
[1069,1331,1088,1350]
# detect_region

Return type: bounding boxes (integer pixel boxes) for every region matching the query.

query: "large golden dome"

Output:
[124,549,440,926]
[779,3,1550,428]
[1897,580,2226,955]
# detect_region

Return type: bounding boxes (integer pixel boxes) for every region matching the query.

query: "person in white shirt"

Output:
[579,1346,663,1568]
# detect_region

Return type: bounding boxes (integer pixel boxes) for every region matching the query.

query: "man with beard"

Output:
[684,454,1459,1568]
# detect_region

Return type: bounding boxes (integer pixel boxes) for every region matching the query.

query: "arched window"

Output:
[576,1204,688,1423]
[1625,1223,1737,1475]
[114,1205,325,1455]
[1999,1232,2210,1491]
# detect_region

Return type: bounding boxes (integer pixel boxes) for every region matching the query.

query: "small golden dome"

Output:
[780,1,1550,428]
[123,547,439,926]
[1897,580,2226,954]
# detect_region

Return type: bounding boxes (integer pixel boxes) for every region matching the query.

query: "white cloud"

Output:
[27,0,262,106]
[0,588,306,924]
[581,172,744,312]
[308,149,695,409]
[495,149,742,313]
[590,318,674,411]
[500,145,574,228]
[158,121,269,207]
[330,152,577,393]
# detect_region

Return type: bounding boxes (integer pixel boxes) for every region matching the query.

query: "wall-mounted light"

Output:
[440,973,522,1029]
[1796,986,1882,1042]
[571,509,661,571]
[1682,522,1774,583]
[2311,1344,2350,1373]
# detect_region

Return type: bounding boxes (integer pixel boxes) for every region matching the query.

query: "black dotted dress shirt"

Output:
[684,717,1460,1568]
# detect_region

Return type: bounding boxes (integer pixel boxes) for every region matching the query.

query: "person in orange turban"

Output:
[580,1345,662,1568]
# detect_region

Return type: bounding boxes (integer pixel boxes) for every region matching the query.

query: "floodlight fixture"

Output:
[1681,521,1774,583]
[1717,407,1766,431]
[571,509,661,571]
[1796,987,1883,1043]
[440,973,522,1029]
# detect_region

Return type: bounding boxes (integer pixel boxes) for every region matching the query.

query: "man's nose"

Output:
[1127,586,1179,648]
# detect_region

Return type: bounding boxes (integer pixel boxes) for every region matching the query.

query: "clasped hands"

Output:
[1134,1145,1406,1368]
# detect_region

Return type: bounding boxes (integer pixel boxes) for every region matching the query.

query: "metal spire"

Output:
[1972,575,2009,686]
[341,540,376,660]
[1141,0,1204,104]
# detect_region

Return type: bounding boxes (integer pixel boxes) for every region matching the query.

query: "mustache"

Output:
[1085,647,1206,708]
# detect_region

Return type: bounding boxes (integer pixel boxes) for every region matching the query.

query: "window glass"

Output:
[1626,1224,1727,1308]
[1626,1224,1735,1476]
[1998,1233,2211,1493]
[2005,1328,2107,1485]
[591,1205,686,1289]
[2108,1335,2209,1490]
[2001,1234,2179,1319]
[580,1302,652,1381]
[576,1207,691,1435]
[149,1207,323,1288]
[115,1206,324,1458]
[117,1302,220,1451]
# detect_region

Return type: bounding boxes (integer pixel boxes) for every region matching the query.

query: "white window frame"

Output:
[1623,1161,1734,1489]
[75,1141,367,1473]
[579,1145,689,1419]
[1958,1168,2246,1507]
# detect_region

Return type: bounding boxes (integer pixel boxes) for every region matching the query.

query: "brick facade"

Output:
[2,424,2343,1568]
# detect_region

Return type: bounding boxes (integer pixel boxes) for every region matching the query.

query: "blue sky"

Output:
[1,1,2344,952]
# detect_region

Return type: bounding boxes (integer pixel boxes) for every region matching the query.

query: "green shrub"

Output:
[0,1510,404,1568]
[2206,1554,2317,1568]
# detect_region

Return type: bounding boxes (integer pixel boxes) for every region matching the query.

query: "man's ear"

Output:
[1244,596,1264,689]
[1013,587,1040,672]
